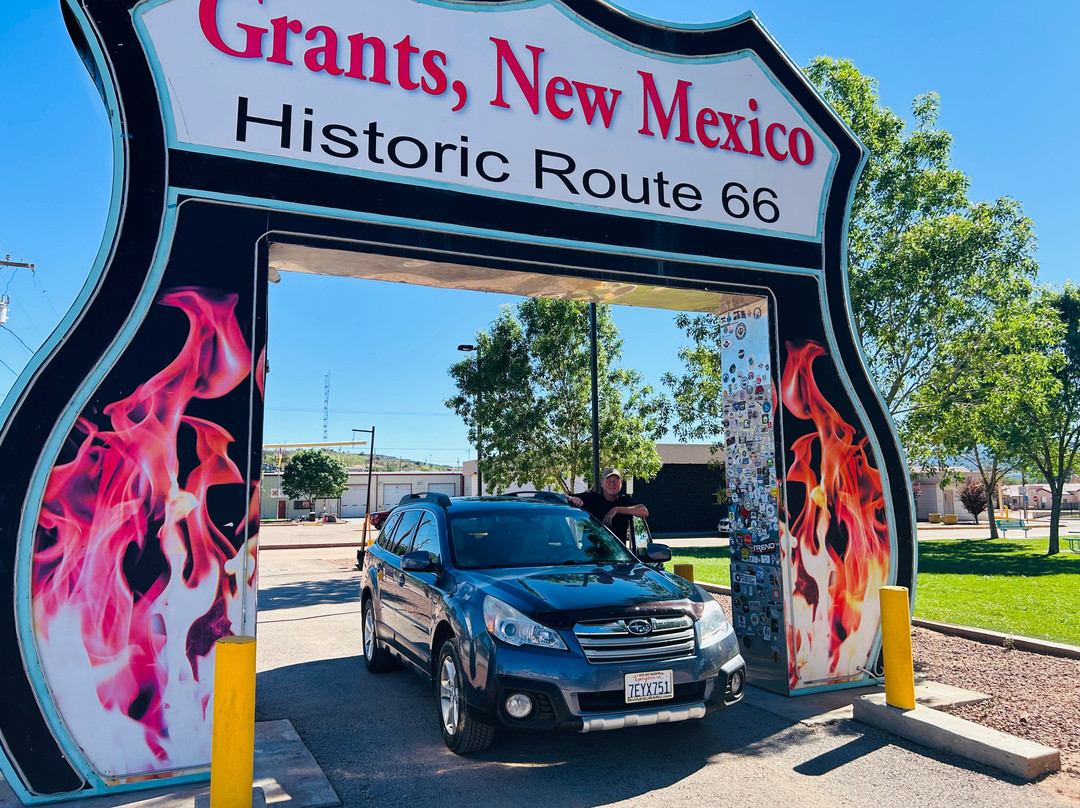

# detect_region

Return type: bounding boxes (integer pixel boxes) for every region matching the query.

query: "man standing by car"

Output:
[568,468,649,546]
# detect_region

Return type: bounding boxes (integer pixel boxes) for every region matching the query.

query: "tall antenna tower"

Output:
[323,370,330,439]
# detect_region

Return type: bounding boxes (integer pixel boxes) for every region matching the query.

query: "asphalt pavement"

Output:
[0,520,1073,808]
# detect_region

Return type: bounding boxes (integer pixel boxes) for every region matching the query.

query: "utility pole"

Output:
[0,257,36,326]
[0,258,34,270]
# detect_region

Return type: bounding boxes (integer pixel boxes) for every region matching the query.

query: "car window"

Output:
[376,512,404,550]
[448,508,634,569]
[409,513,441,563]
[388,510,421,555]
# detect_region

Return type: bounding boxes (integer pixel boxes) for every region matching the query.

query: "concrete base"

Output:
[744,678,989,726]
[853,693,1061,781]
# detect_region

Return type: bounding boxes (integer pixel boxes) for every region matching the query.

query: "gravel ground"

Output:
[910,626,1080,804]
[711,592,1080,803]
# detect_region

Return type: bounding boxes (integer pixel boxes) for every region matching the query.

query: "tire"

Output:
[436,638,495,754]
[362,597,394,673]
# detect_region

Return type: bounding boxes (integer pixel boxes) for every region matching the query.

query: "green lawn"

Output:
[669,538,1080,647]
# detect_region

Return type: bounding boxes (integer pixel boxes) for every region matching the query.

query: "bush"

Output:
[958,478,988,523]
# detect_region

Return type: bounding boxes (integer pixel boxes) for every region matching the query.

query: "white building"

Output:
[260,469,465,520]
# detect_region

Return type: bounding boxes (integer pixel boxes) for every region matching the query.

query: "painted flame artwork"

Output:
[781,340,890,689]
[31,288,258,777]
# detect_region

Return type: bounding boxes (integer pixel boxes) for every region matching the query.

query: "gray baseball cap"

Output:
[601,468,622,480]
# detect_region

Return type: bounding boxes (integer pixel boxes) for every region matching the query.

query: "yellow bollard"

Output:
[878,586,915,710]
[210,635,257,808]
[673,563,694,582]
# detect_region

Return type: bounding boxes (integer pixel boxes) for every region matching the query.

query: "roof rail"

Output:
[503,491,569,505]
[398,492,452,508]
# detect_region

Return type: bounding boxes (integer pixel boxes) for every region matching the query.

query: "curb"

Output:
[852,694,1060,781]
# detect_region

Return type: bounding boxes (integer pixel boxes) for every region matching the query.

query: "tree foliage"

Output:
[958,477,988,523]
[904,294,1061,536]
[998,285,1080,554]
[445,299,669,493]
[805,57,1039,420]
[281,449,349,513]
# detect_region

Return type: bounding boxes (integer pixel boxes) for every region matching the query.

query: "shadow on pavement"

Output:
[258,578,359,610]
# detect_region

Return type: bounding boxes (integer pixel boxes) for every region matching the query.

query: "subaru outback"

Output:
[359,492,745,753]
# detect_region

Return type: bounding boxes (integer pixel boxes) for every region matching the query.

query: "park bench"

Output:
[1064,536,1080,553]
[995,518,1030,538]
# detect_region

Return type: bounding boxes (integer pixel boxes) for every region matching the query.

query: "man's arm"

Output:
[602,502,648,525]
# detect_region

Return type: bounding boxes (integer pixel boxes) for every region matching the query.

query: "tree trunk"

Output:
[984,479,999,539]
[1048,490,1062,556]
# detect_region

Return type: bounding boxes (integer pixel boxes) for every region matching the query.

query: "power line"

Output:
[266,406,456,417]
[0,324,34,355]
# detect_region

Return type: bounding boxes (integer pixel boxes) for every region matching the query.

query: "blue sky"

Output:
[1,0,1077,466]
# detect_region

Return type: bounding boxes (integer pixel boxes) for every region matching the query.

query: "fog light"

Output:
[729,668,745,697]
[504,693,534,719]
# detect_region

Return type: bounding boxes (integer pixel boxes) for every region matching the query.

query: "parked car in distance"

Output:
[369,509,392,529]
[360,491,746,754]
[717,517,730,537]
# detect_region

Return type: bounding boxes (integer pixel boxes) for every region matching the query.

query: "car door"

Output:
[396,510,442,666]
[371,509,421,648]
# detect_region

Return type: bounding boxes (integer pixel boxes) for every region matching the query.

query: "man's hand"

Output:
[568,495,583,507]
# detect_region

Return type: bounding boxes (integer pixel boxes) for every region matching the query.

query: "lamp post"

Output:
[352,426,375,547]
[457,343,482,496]
[589,302,600,492]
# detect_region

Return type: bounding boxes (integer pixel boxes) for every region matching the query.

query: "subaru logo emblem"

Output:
[627,619,652,636]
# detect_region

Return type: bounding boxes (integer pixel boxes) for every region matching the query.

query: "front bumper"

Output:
[469,634,746,733]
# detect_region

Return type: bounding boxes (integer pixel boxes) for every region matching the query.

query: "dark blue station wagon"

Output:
[360,492,746,753]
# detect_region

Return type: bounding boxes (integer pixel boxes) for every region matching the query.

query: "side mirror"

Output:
[644,543,671,563]
[630,515,652,556]
[401,550,437,572]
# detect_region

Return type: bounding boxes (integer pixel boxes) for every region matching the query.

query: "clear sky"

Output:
[1,0,1076,466]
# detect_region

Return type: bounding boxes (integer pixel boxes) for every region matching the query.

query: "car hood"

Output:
[466,564,702,626]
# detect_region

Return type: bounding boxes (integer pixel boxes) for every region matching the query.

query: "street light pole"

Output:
[352,426,375,548]
[457,344,482,496]
[589,302,600,492]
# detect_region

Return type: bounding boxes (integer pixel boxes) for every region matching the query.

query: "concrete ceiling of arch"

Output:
[268,242,765,315]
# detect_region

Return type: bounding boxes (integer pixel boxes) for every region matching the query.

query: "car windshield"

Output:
[448,507,637,570]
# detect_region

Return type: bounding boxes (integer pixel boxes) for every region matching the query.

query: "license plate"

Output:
[624,670,674,704]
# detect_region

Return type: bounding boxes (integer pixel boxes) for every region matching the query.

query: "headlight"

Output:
[483,596,567,650]
[696,599,729,647]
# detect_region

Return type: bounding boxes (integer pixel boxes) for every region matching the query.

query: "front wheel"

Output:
[437,639,495,754]
[362,598,393,673]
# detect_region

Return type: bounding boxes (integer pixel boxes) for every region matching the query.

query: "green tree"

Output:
[446,299,669,493]
[281,449,348,514]
[805,57,1039,419]
[999,285,1080,555]
[904,295,1060,537]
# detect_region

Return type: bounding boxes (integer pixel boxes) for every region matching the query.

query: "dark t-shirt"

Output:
[576,490,636,544]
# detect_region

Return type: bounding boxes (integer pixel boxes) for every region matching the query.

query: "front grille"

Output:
[573,614,696,664]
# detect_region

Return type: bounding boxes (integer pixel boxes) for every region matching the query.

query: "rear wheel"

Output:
[437,638,495,754]
[362,598,393,673]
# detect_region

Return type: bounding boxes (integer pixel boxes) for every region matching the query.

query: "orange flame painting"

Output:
[781,340,890,690]
[30,288,259,776]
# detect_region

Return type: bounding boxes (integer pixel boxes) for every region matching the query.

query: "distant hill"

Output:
[262,449,456,474]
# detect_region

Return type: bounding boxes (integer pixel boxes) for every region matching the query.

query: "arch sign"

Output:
[0,0,915,801]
